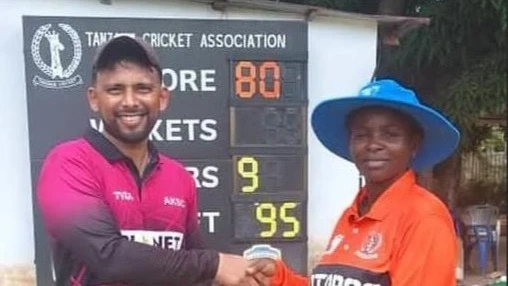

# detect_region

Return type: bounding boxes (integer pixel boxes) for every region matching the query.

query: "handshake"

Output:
[213,253,278,286]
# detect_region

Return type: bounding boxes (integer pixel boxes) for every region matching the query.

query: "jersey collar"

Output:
[84,128,160,165]
[347,170,416,221]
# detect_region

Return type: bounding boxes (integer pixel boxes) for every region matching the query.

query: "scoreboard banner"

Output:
[22,16,308,285]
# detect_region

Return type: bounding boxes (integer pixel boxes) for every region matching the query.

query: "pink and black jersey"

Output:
[37,129,219,285]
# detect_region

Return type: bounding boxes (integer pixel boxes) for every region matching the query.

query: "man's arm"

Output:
[391,215,457,286]
[38,147,219,285]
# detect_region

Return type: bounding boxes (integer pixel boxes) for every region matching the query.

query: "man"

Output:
[37,36,259,286]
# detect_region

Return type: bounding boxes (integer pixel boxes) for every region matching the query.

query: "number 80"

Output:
[235,61,281,99]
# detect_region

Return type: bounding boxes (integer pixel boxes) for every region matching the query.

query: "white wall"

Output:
[0,0,376,266]
[307,17,376,252]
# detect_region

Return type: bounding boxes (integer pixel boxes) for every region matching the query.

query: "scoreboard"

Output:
[22,16,308,285]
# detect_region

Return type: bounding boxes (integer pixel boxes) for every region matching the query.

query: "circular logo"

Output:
[31,23,83,89]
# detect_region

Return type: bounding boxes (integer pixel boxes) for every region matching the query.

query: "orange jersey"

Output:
[272,171,457,286]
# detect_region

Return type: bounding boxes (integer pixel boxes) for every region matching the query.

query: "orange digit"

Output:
[259,61,281,99]
[235,61,257,98]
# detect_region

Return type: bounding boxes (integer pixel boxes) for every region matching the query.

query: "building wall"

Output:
[0,0,376,274]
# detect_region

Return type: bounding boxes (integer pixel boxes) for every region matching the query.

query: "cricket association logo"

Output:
[355,231,383,260]
[31,23,83,89]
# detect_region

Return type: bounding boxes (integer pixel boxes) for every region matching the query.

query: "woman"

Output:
[248,79,461,286]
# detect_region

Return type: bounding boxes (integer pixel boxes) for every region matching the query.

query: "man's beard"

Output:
[102,114,157,144]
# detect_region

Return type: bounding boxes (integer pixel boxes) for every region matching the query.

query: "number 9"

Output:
[237,157,259,193]
[256,203,277,238]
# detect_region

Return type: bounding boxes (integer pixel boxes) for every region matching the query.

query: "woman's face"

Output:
[348,107,421,185]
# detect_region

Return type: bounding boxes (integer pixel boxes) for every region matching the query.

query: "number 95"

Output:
[256,202,300,238]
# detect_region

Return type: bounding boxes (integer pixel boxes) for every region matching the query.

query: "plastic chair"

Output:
[461,204,499,275]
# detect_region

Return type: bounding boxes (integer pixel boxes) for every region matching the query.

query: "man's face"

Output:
[348,107,420,185]
[87,61,169,144]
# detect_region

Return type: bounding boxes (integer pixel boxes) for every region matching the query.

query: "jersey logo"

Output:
[323,234,344,255]
[163,196,186,208]
[355,231,383,260]
[113,190,134,201]
[121,230,184,250]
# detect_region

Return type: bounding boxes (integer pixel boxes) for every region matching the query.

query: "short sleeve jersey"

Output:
[272,171,457,286]
[37,129,218,285]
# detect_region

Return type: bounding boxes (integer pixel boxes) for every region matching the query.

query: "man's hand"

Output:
[213,253,260,286]
[246,258,277,286]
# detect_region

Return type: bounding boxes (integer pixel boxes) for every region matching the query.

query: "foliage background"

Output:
[283,0,507,210]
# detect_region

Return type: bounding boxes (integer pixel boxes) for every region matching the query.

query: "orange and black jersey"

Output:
[272,171,457,286]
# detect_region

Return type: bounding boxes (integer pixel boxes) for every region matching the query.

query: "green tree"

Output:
[376,0,507,207]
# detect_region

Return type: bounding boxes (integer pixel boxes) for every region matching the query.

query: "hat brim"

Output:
[311,96,460,171]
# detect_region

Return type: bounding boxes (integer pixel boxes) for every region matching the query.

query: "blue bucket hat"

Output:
[311,79,460,171]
